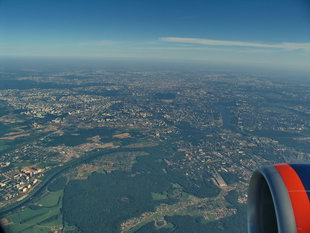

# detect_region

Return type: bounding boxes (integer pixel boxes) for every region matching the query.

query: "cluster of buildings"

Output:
[0,166,43,203]
[0,70,309,218]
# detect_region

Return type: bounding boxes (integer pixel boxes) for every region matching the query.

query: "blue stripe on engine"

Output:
[289,163,310,201]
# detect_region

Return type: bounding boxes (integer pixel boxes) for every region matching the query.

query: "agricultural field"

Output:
[2,189,64,233]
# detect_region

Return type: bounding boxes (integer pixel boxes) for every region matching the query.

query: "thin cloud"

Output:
[160,37,310,50]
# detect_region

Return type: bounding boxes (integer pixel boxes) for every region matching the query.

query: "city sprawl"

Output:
[0,69,309,233]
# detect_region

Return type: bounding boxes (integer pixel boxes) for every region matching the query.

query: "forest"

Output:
[63,146,221,233]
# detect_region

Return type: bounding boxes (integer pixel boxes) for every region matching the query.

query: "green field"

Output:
[4,190,63,233]
[0,141,10,152]
[37,190,62,207]
[151,192,168,201]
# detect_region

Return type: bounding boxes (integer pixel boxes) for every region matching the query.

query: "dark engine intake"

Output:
[247,163,310,233]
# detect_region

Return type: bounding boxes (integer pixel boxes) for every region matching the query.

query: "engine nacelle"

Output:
[247,163,310,233]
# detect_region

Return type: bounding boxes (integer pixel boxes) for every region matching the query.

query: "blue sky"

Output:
[0,0,310,71]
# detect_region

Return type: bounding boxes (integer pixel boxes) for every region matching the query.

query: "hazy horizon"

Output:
[1,0,310,74]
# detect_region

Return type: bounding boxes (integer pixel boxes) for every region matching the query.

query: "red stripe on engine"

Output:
[274,164,310,233]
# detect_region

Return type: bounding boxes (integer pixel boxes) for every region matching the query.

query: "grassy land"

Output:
[37,161,61,169]
[0,141,10,152]
[37,190,62,207]
[151,192,168,201]
[4,190,63,233]
[14,161,36,170]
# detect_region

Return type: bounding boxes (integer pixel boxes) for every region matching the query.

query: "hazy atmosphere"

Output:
[1,0,310,73]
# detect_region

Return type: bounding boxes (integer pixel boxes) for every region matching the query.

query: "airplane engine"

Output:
[247,163,310,233]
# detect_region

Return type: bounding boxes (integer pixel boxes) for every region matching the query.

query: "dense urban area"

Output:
[0,67,309,233]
